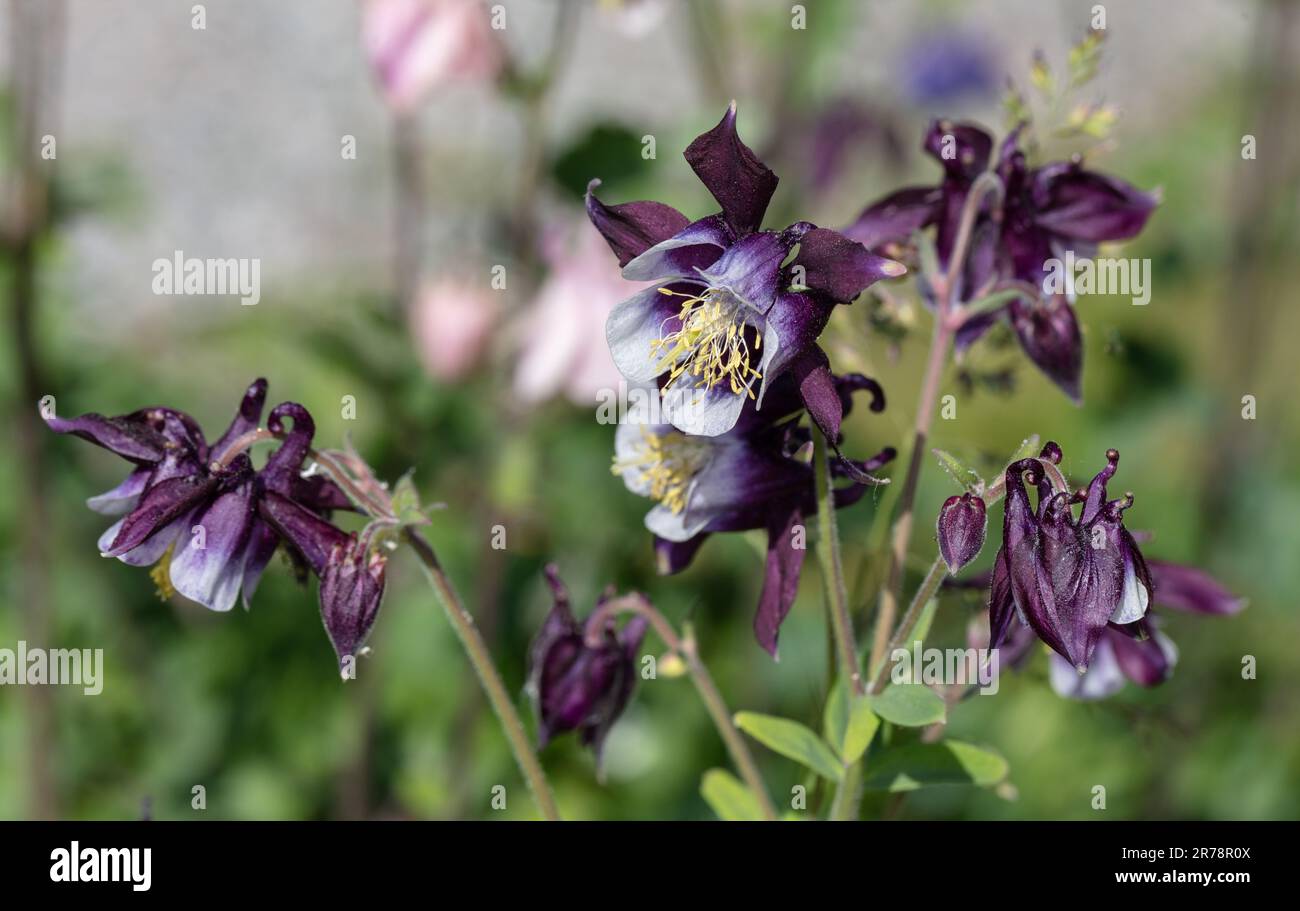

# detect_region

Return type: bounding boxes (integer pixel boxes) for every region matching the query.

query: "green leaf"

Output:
[734,712,844,782]
[823,680,881,764]
[700,769,766,821]
[390,470,426,525]
[932,448,983,493]
[868,684,947,728]
[863,741,1009,792]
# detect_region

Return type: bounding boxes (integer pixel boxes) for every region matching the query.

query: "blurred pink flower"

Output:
[410,278,499,381]
[361,0,502,113]
[513,227,648,405]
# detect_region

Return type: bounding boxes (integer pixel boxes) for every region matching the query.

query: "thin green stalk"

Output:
[813,428,862,694]
[403,528,561,821]
[868,556,947,694]
[868,171,1005,672]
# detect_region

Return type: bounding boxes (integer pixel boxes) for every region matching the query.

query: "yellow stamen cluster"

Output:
[650,287,762,398]
[611,428,710,514]
[150,542,178,601]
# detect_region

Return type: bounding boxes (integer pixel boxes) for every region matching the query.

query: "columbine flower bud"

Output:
[937,492,986,574]
[527,566,647,769]
[319,536,388,677]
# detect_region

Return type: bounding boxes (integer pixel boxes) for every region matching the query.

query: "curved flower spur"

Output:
[611,373,895,656]
[587,103,906,472]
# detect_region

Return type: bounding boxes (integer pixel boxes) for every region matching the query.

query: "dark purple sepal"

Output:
[1008,295,1083,403]
[753,504,806,658]
[257,489,350,576]
[842,186,940,249]
[1108,627,1174,687]
[1033,166,1159,243]
[44,411,170,465]
[791,227,906,304]
[923,119,993,180]
[1147,560,1245,615]
[684,103,778,237]
[102,465,233,557]
[585,179,691,267]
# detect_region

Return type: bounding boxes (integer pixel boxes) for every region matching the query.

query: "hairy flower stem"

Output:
[813,428,862,694]
[869,319,952,673]
[403,528,561,821]
[868,557,947,694]
[587,595,780,821]
[813,429,870,820]
[869,172,1004,675]
[869,476,1015,694]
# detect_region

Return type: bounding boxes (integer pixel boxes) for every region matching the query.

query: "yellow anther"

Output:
[150,542,178,601]
[649,286,762,398]
[611,428,710,514]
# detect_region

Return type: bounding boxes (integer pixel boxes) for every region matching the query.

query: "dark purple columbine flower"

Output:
[47,381,350,612]
[846,120,1158,402]
[587,103,905,440]
[937,491,986,575]
[612,374,894,656]
[317,535,389,676]
[527,565,648,769]
[988,442,1152,672]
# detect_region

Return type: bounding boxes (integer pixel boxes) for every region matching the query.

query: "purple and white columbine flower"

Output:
[612,374,894,656]
[47,381,349,613]
[988,442,1153,672]
[588,103,905,442]
[847,120,1158,402]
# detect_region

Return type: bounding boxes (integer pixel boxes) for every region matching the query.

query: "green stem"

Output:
[813,428,862,694]
[868,171,1004,673]
[403,529,561,821]
[829,761,862,822]
[868,556,947,694]
[814,429,870,820]
[587,595,779,821]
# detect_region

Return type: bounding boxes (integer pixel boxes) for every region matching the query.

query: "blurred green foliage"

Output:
[1,0,1297,821]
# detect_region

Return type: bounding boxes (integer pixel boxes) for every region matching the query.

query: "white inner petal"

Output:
[1110,559,1150,625]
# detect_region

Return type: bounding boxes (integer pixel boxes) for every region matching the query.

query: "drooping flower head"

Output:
[988,441,1152,671]
[527,566,648,770]
[612,373,894,656]
[847,120,1158,401]
[588,104,905,445]
[47,381,350,613]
